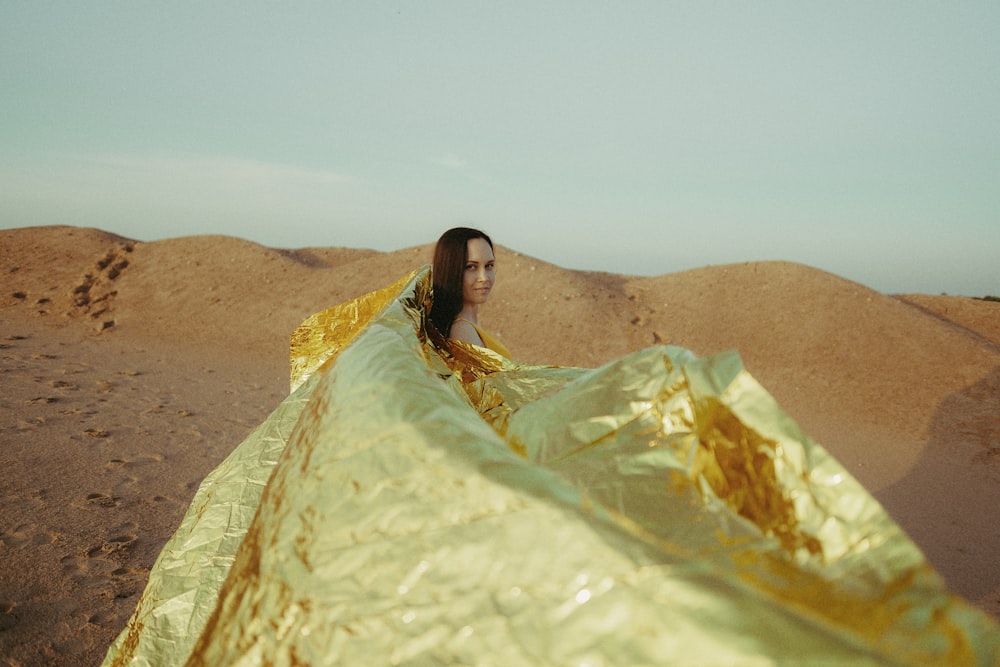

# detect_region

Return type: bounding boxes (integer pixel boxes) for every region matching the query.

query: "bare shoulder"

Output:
[449,319,484,346]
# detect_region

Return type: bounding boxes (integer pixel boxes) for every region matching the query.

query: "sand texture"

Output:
[2,225,998,666]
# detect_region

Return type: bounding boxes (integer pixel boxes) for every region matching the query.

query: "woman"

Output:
[430,226,511,357]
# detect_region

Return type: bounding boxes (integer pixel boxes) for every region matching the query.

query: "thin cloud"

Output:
[83,153,355,188]
[427,153,468,170]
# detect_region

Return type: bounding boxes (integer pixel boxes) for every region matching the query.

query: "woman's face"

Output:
[462,237,496,307]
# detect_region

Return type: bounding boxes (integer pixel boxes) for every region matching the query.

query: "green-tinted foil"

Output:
[104,267,1000,666]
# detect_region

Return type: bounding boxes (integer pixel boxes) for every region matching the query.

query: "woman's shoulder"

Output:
[449,318,484,346]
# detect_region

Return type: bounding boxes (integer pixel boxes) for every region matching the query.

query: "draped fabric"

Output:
[103,267,1000,666]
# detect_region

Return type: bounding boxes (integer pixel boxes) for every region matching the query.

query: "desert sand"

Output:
[1,225,998,666]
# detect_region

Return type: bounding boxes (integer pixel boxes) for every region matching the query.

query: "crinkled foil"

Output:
[103,267,1000,666]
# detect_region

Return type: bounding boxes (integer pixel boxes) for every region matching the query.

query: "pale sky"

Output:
[2,2,998,295]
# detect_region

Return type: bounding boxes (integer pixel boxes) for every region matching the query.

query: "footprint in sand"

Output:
[26,395,58,404]
[104,454,164,470]
[59,406,95,416]
[95,380,115,393]
[106,568,147,602]
[0,523,58,547]
[61,521,144,603]
[150,493,184,510]
[85,492,120,508]
[87,608,118,626]
[61,362,92,376]
[49,379,78,390]
[16,417,46,431]
[0,600,18,632]
[86,533,137,559]
[60,553,109,583]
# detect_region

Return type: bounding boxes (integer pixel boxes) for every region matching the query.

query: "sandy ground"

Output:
[1,225,998,666]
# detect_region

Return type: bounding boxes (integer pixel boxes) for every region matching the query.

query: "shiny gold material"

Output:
[289,268,424,393]
[104,267,1000,666]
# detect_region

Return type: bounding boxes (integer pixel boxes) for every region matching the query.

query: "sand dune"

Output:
[2,225,998,665]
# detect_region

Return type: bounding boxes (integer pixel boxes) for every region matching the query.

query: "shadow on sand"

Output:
[877,364,1000,619]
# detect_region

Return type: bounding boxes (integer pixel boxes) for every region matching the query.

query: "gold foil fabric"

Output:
[104,267,1000,666]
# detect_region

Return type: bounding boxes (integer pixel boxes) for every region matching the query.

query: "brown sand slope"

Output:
[2,225,998,665]
[895,293,1000,347]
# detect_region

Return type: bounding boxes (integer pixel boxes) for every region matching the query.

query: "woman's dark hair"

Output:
[429,227,493,337]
